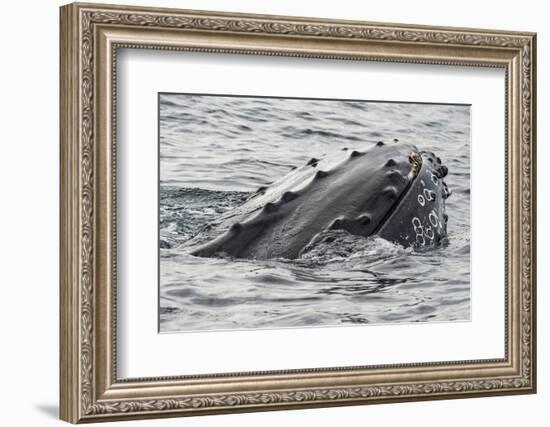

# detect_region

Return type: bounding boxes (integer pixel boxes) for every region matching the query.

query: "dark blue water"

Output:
[159,94,470,332]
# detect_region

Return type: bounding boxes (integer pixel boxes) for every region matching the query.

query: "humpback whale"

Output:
[187,141,450,260]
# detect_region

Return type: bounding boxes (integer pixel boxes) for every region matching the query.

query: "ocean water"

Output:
[159,94,471,333]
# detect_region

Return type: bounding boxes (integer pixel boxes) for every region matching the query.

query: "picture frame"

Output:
[59,2,536,423]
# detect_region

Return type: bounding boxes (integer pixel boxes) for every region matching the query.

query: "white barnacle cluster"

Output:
[411,216,426,247]
[411,174,445,247]
[411,210,441,248]
[408,151,423,178]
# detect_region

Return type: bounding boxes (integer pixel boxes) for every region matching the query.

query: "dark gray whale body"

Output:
[188,141,450,260]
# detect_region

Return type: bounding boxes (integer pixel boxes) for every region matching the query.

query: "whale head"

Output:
[189,140,451,259]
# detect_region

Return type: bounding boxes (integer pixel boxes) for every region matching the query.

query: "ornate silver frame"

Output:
[60,2,536,423]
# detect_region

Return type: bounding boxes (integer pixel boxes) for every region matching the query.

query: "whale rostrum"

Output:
[187,141,450,260]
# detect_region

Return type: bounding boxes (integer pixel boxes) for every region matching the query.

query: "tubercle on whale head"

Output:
[420,151,451,199]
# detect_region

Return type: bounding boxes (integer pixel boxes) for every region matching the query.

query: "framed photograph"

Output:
[60,2,537,423]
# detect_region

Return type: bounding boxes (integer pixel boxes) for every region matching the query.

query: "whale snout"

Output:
[375,148,450,250]
[422,151,449,179]
[421,151,451,197]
